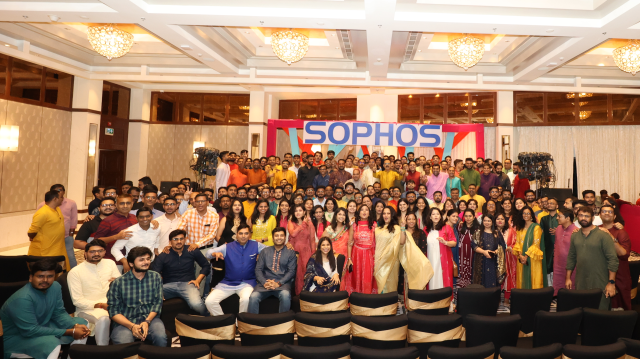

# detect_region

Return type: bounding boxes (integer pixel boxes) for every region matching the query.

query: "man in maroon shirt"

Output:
[599,204,632,310]
[93,194,138,262]
[512,161,530,200]
[404,161,421,188]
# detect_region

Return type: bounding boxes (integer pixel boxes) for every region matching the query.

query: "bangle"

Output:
[72,327,76,336]
[130,323,136,331]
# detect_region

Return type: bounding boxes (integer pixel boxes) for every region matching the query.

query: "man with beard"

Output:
[228,152,238,171]
[156,197,182,251]
[334,187,348,208]
[566,206,619,310]
[405,191,417,210]
[430,191,444,210]
[479,163,500,201]
[68,239,121,345]
[312,165,330,189]
[525,190,539,212]
[502,188,512,202]
[75,197,115,250]
[599,204,632,310]
[460,158,481,196]
[1,259,91,358]
[215,151,230,200]
[512,161,530,199]
[269,187,285,216]
[273,159,297,191]
[459,184,486,210]
[329,159,353,188]
[345,168,366,193]
[291,154,302,176]
[298,155,320,189]
[265,155,282,187]
[494,162,511,192]
[283,183,294,202]
[243,187,259,218]
[108,246,166,346]
[237,187,248,201]
[228,158,248,188]
[582,189,599,215]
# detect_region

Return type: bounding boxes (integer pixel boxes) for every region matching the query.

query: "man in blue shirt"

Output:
[248,227,297,313]
[204,223,266,316]
[312,165,330,189]
[152,229,210,316]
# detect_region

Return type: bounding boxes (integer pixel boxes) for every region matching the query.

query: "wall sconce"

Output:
[0,125,19,152]
[88,140,96,156]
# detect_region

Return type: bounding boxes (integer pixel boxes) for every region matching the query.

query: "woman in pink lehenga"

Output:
[340,205,378,295]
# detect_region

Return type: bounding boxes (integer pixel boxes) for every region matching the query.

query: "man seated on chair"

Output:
[67,239,121,346]
[248,227,296,313]
[0,258,90,359]
[151,229,210,316]
[204,223,266,316]
[107,246,167,346]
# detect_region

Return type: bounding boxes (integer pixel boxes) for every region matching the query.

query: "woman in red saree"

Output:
[499,199,518,305]
[341,205,378,295]
[321,208,350,257]
[288,204,316,295]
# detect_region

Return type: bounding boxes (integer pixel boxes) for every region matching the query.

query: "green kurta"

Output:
[459,168,480,194]
[566,227,619,310]
[540,213,558,273]
[0,282,86,359]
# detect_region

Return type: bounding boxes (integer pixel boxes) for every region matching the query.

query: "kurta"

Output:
[67,260,121,318]
[374,225,433,294]
[478,173,500,201]
[28,205,69,271]
[426,173,448,201]
[273,170,297,191]
[0,282,86,359]
[459,168,480,194]
[251,216,277,246]
[553,223,577,295]
[288,219,316,295]
[502,222,518,300]
[445,177,463,199]
[513,224,546,289]
[599,226,631,310]
[416,226,455,290]
[472,231,506,288]
[567,227,619,310]
[340,221,378,295]
[540,213,558,273]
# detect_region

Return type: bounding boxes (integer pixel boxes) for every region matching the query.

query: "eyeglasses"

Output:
[118,201,133,205]
[171,237,185,241]
[101,204,115,207]
[164,203,177,206]
[601,210,614,214]
[144,196,157,200]
[194,200,208,204]
[87,249,105,255]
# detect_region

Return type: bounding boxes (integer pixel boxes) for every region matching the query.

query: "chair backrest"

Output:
[68,342,141,359]
[351,314,408,350]
[618,338,640,359]
[406,287,452,315]
[55,272,75,314]
[499,343,562,359]
[211,343,283,359]
[299,291,349,313]
[464,314,521,354]
[349,292,398,316]
[563,342,626,359]
[161,298,198,337]
[581,308,638,346]
[407,312,463,358]
[350,345,420,359]
[556,288,602,312]
[138,343,210,359]
[282,343,351,359]
[509,287,553,335]
[0,281,27,308]
[0,256,30,282]
[294,312,351,347]
[237,311,295,346]
[428,342,495,359]
[456,286,501,318]
[175,313,236,348]
[532,308,582,348]
[629,261,640,300]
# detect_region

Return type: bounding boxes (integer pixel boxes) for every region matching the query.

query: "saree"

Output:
[421,226,456,290]
[340,221,378,295]
[503,223,518,300]
[325,225,349,257]
[303,253,346,292]
[374,224,434,294]
[513,223,547,289]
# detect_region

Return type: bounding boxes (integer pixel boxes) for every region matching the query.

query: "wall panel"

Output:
[226,126,249,154]
[37,108,71,199]
[172,125,202,181]
[201,126,226,152]
[146,124,175,184]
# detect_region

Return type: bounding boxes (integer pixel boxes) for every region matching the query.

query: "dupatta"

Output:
[521,223,548,289]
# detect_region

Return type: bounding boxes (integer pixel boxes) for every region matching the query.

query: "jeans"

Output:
[110,317,167,347]
[163,282,208,316]
[65,235,77,268]
[205,285,253,316]
[247,285,292,314]
[196,248,212,297]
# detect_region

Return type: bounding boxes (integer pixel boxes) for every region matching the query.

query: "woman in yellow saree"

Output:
[512,205,547,289]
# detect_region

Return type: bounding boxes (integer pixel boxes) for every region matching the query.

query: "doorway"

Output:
[98,150,125,187]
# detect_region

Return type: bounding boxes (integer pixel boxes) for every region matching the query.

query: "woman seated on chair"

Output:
[303,237,345,292]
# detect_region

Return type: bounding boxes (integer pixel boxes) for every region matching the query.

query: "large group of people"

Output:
[3,148,635,358]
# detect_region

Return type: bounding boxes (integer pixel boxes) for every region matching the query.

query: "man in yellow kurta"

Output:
[272,160,297,191]
[373,160,404,190]
[28,190,70,271]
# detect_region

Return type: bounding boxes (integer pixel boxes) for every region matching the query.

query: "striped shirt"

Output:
[177,207,219,247]
[93,212,138,261]
[107,270,163,324]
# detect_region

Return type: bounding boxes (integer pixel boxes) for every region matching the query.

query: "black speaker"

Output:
[539,188,573,203]
[160,181,181,194]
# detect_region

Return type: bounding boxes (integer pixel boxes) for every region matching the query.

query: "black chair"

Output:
[407,312,463,358]
[299,291,349,314]
[351,314,407,349]
[629,261,640,304]
[349,292,397,316]
[456,286,501,318]
[428,342,495,359]
[55,272,75,314]
[581,308,637,346]
[350,345,419,359]
[509,287,553,336]
[532,308,582,348]
[464,314,521,357]
[557,288,602,312]
[0,281,27,307]
[406,287,452,315]
[619,338,640,358]
[237,311,295,346]
[211,343,283,359]
[175,313,236,348]
[0,255,30,282]
[68,342,141,359]
[294,312,351,347]
[219,293,281,314]
[138,343,210,359]
[161,298,198,337]
[282,343,351,359]
[563,342,626,359]
[499,343,563,359]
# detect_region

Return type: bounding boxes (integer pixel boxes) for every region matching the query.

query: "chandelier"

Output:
[87,24,134,60]
[613,40,640,75]
[238,106,250,110]
[577,111,592,120]
[461,101,479,114]
[271,30,309,65]
[448,34,485,70]
[566,92,593,99]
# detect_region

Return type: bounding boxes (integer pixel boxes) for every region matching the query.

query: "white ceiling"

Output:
[0,0,639,95]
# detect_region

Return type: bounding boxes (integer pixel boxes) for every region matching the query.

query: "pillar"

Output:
[356,93,399,157]
[496,91,514,163]
[126,89,151,181]
[248,91,270,158]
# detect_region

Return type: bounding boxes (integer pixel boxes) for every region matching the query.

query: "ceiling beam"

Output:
[364,0,397,79]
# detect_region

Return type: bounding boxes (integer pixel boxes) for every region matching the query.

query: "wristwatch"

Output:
[608,280,616,285]
[144,319,152,325]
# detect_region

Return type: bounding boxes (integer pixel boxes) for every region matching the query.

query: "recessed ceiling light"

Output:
[598,63,605,66]
[4,44,9,47]
[331,34,335,36]
[417,49,422,52]
[80,15,88,19]
[317,22,324,25]
[245,31,250,34]
[335,46,340,49]
[546,29,554,33]
[203,57,214,61]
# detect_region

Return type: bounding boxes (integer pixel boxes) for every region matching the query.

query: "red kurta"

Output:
[601,225,631,310]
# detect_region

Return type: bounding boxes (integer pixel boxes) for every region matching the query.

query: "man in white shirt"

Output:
[345,168,366,193]
[156,196,181,251]
[361,158,376,187]
[67,239,120,345]
[215,151,230,199]
[111,207,160,273]
[313,186,327,207]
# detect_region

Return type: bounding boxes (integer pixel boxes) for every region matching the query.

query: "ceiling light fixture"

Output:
[87,24,134,60]
[448,34,485,70]
[566,93,593,99]
[613,40,640,75]
[238,106,250,110]
[461,101,479,114]
[270,30,309,65]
